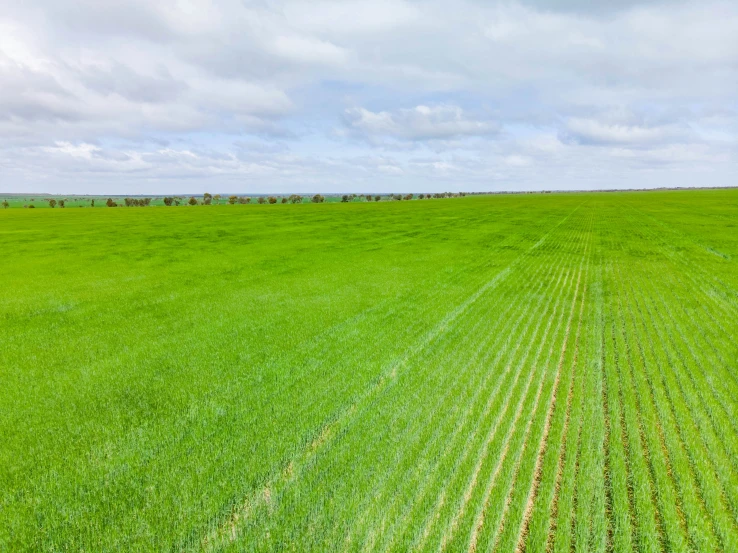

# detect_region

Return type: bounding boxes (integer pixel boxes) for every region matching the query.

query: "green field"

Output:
[2,190,737,552]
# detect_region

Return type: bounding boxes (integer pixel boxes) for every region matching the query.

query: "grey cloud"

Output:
[78,63,188,103]
[0,0,737,193]
[344,105,500,141]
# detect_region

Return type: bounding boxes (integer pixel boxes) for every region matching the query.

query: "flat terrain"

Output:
[1,190,737,552]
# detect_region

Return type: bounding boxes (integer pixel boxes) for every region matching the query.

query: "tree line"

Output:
[2,191,471,209]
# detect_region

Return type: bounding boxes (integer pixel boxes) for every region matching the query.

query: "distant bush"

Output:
[174,199,181,206]
[404,194,413,201]
[203,196,212,205]
[1,200,8,209]
[289,194,302,204]
[239,197,251,204]
[214,194,221,204]
[268,196,277,204]
[311,194,325,203]
[375,195,381,201]
[58,200,66,208]
[48,199,57,208]
[188,197,198,206]
[106,198,117,207]
[281,197,287,203]
[228,195,237,205]
[418,194,424,199]
[341,195,349,202]
[28,204,35,208]
[90,199,95,207]
[257,196,265,204]
[164,197,174,206]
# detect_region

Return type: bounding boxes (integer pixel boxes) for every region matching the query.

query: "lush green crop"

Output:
[1,190,737,551]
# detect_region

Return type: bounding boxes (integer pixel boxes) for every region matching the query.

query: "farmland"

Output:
[1,189,737,552]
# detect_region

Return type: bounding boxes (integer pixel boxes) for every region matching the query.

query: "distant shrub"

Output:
[311,194,325,203]
[188,197,198,206]
[375,195,381,201]
[28,204,35,208]
[267,196,277,204]
[90,199,95,207]
[281,197,287,203]
[203,196,212,205]
[174,199,181,206]
[228,195,237,205]
[341,195,349,202]
[58,200,66,208]
[48,199,57,208]
[1,200,8,209]
[214,194,221,204]
[238,197,251,204]
[164,197,174,206]
[418,194,424,199]
[106,198,117,207]
[404,194,413,201]
[289,194,302,204]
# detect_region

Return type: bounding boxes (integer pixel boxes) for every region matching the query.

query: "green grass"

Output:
[1,190,737,552]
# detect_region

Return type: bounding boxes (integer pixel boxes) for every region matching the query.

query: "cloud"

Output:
[0,0,736,193]
[344,105,499,141]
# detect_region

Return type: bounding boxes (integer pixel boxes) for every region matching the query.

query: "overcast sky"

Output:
[1,0,737,194]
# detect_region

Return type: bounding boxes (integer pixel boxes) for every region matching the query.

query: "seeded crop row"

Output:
[1,190,736,551]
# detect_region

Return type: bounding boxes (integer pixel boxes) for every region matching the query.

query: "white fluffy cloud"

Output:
[0,0,736,193]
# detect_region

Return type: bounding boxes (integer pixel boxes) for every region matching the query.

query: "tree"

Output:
[1,200,8,209]
[341,195,349,202]
[268,196,277,204]
[311,194,325,203]
[203,192,212,201]
[375,195,381,201]
[90,199,95,207]
[404,194,413,201]
[203,196,212,205]
[58,199,66,208]
[281,197,288,203]
[214,194,221,204]
[239,197,251,204]
[188,197,198,206]
[48,199,57,208]
[164,197,174,206]
[257,196,266,204]
[106,198,117,207]
[228,195,237,205]
[289,194,302,204]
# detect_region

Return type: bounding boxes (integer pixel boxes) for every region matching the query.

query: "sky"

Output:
[0,0,737,194]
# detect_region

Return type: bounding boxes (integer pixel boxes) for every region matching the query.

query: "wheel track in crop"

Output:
[197,203,585,551]
[195,211,561,550]
[300,217,588,552]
